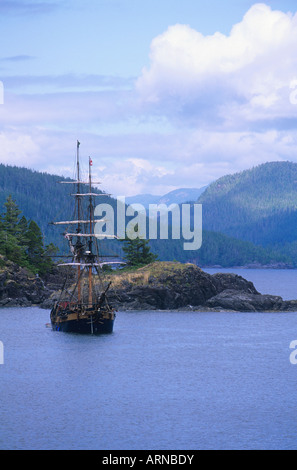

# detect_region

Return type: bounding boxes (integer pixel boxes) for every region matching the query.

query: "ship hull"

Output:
[51,317,114,335]
[50,307,115,335]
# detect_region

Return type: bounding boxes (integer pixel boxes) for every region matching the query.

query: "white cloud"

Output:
[2,3,297,197]
[91,157,175,197]
[82,127,297,196]
[136,3,297,127]
[0,131,40,166]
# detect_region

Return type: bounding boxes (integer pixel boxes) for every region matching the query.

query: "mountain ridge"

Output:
[197,161,297,246]
[1,161,297,267]
[126,187,207,208]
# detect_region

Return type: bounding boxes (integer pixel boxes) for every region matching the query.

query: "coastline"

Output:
[202,263,296,270]
[1,260,297,313]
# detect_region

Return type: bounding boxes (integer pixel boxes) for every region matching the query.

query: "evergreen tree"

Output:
[3,195,22,236]
[0,195,27,265]
[17,215,29,248]
[0,230,28,266]
[44,242,58,258]
[26,220,45,269]
[121,226,158,266]
[0,196,58,274]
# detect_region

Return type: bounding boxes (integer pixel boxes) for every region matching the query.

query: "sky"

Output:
[1,0,297,197]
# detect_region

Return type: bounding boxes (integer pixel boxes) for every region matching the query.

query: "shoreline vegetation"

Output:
[1,258,297,313]
[0,187,296,313]
[2,162,297,268]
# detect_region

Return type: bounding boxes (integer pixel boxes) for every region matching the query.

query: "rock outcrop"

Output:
[0,257,72,308]
[1,259,297,312]
[102,262,297,312]
[205,289,284,312]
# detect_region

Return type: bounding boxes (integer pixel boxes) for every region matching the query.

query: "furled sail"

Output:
[64,233,118,239]
[52,219,106,225]
[71,193,111,197]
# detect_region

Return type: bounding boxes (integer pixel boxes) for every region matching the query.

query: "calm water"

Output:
[205,268,297,300]
[1,269,297,450]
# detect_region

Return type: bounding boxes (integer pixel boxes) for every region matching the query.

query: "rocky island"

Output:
[103,262,297,312]
[2,258,296,313]
[0,256,69,308]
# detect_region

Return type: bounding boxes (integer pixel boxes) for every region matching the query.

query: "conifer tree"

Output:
[26,220,45,267]
[17,215,29,248]
[121,225,158,266]
[3,195,21,236]
[0,196,58,275]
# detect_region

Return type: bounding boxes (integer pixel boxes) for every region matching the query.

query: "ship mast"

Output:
[53,142,121,307]
[50,141,116,335]
[76,140,82,304]
[88,156,93,308]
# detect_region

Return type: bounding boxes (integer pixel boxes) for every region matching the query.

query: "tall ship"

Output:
[50,141,117,334]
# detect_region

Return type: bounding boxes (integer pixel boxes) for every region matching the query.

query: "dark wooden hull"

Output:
[50,306,115,335]
[51,317,114,334]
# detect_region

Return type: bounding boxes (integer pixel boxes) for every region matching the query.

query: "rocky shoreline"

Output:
[1,260,297,313]
[0,259,72,309]
[103,263,297,312]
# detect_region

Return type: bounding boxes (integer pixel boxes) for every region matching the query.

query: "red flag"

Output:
[89,158,93,166]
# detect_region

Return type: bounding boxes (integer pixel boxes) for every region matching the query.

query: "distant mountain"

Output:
[159,187,208,205]
[198,161,297,246]
[125,193,161,208]
[126,187,207,209]
[1,162,296,267]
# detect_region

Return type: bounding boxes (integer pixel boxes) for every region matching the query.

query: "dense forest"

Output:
[198,161,297,246]
[0,162,297,267]
[0,195,56,275]
[0,163,120,256]
[151,230,290,267]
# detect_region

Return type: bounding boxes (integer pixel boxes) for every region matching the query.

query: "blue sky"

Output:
[1,0,297,196]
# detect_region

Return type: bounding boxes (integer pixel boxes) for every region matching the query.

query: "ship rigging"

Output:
[50,141,118,334]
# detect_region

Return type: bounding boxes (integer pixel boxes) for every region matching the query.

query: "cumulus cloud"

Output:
[81,128,297,196]
[2,3,297,197]
[0,131,41,167]
[136,3,297,128]
[84,157,175,197]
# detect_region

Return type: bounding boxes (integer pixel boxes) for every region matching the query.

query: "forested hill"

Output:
[0,164,117,253]
[0,162,296,267]
[198,161,297,246]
